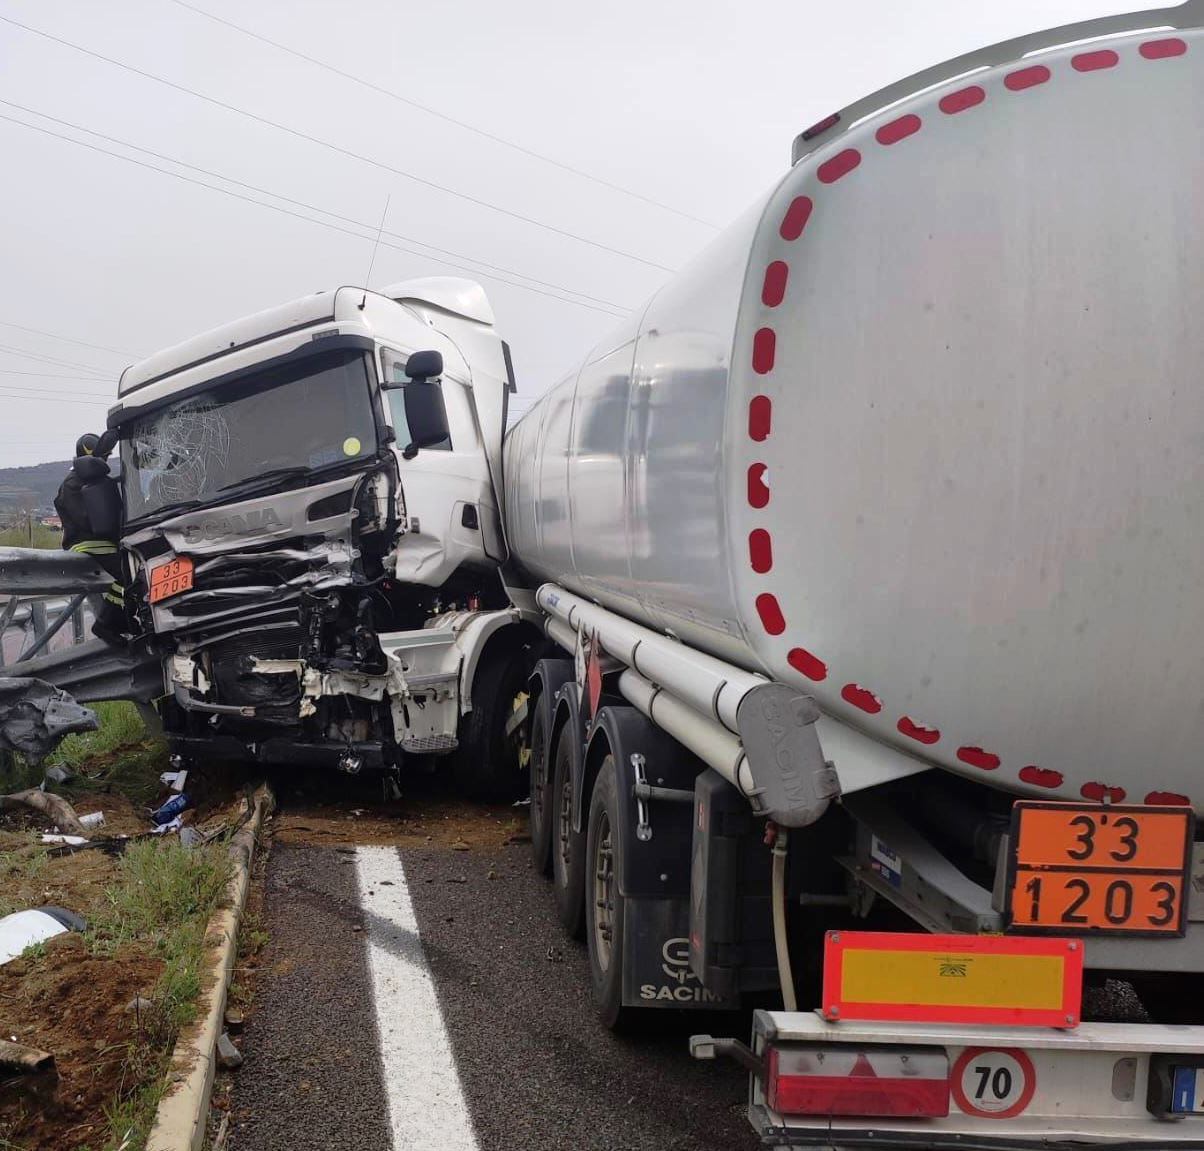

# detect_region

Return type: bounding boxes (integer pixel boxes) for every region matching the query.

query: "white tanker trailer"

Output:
[503,1,1204,1144]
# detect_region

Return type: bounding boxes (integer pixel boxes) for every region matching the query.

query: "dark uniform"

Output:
[54,434,126,644]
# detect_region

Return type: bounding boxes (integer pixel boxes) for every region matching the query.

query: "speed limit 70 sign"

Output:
[951,1048,1037,1119]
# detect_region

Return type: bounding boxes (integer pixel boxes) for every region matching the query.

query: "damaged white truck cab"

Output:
[112,278,539,791]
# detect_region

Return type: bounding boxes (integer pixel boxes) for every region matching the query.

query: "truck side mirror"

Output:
[405,349,443,382]
[402,383,450,459]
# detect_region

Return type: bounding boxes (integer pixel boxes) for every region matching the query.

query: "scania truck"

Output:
[6,1,1204,1144]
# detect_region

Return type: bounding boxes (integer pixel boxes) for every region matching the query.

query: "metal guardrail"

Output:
[0,592,93,668]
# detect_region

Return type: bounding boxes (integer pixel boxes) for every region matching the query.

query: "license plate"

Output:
[1007,802,1193,937]
[1172,1066,1204,1113]
[148,557,194,604]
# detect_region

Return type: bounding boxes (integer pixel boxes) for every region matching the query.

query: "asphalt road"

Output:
[227,833,756,1151]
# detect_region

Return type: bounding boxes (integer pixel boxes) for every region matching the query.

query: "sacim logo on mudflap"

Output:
[181,508,286,543]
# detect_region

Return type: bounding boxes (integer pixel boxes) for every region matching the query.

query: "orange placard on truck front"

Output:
[1007,802,1193,937]
[148,557,194,604]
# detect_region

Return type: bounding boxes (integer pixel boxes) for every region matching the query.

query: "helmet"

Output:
[75,433,99,458]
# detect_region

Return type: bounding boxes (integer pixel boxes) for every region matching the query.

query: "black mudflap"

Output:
[621,897,737,1009]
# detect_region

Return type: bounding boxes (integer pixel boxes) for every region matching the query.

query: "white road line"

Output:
[355,845,480,1151]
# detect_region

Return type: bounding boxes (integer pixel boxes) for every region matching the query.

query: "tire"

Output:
[452,644,529,801]
[528,695,554,875]
[585,754,631,1030]
[551,728,586,937]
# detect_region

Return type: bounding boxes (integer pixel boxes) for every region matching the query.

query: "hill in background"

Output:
[0,459,71,511]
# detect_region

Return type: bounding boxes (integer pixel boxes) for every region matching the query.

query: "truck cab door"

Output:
[379,347,506,587]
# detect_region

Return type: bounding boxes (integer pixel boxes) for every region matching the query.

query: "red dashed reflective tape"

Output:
[1145,791,1191,806]
[1005,65,1052,91]
[939,85,986,114]
[779,195,814,240]
[875,113,922,145]
[755,35,1193,790]
[817,148,862,184]
[1141,37,1187,59]
[898,716,941,745]
[762,261,789,307]
[1019,766,1063,789]
[788,647,828,682]
[841,684,882,715]
[752,327,777,374]
[957,746,1000,771]
[747,463,770,508]
[1072,49,1119,71]
[748,395,772,441]
[755,593,787,636]
[749,529,773,573]
[1081,781,1127,804]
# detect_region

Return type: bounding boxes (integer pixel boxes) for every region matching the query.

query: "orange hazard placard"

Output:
[822,930,1082,1028]
[148,557,194,604]
[1007,802,1193,937]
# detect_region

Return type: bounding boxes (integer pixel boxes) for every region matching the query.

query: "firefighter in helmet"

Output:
[53,434,127,645]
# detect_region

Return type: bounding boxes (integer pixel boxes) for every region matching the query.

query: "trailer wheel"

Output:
[528,694,554,874]
[551,728,586,937]
[452,645,528,801]
[586,754,630,1030]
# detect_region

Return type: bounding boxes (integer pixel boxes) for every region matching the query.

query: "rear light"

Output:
[767,1045,950,1118]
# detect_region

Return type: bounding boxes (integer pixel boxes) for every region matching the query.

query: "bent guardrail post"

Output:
[20,593,88,662]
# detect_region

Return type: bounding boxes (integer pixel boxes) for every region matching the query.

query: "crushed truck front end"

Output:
[110,282,533,782]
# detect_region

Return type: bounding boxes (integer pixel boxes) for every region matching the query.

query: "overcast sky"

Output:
[0,0,1168,468]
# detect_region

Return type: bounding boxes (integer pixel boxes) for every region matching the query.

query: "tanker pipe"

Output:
[538,584,766,733]
[771,827,797,1012]
[618,669,755,797]
[545,616,577,659]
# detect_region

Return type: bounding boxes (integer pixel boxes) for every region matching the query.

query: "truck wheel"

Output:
[528,695,554,874]
[586,754,630,1030]
[551,729,586,937]
[452,645,528,801]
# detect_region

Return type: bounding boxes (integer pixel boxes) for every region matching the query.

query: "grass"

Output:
[0,523,62,550]
[49,701,147,771]
[0,845,49,917]
[88,840,232,1151]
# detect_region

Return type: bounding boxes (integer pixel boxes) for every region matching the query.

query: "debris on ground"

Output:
[216,1032,244,1070]
[0,786,91,837]
[150,791,190,826]
[0,907,86,966]
[0,677,97,763]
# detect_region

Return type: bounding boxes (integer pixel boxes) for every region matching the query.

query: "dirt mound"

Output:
[0,934,163,1150]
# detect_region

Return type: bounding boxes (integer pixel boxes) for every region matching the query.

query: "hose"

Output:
[771,824,798,1012]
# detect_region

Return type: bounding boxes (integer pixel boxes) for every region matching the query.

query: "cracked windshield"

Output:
[121,347,377,519]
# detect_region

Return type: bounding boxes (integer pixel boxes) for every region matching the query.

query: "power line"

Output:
[0,110,631,319]
[0,319,139,358]
[0,369,115,386]
[165,0,719,231]
[0,13,676,274]
[0,342,113,377]
[0,386,111,405]
[0,98,633,313]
